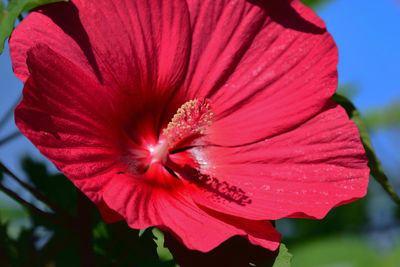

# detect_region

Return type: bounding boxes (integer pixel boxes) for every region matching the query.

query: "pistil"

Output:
[146,99,213,174]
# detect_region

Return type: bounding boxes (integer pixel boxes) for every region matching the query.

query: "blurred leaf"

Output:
[20,157,173,266]
[92,221,171,267]
[382,242,400,267]
[17,158,80,265]
[153,228,175,263]
[0,204,29,221]
[332,93,400,206]
[300,0,333,8]
[271,244,292,267]
[282,195,368,243]
[364,100,400,130]
[11,228,36,266]
[0,0,67,54]
[21,157,77,215]
[290,236,400,267]
[0,221,38,267]
[32,229,80,267]
[336,83,361,100]
[0,1,5,13]
[0,222,12,266]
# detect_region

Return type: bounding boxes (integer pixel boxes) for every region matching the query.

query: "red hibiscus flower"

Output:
[10,0,369,252]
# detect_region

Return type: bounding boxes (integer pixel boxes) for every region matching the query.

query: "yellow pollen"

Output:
[162,99,213,146]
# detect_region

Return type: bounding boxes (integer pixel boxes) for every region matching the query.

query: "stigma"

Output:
[162,99,213,147]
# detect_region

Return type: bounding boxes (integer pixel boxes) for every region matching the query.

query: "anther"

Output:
[162,99,213,147]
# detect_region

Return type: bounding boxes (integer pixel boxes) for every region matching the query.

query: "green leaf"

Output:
[153,228,174,262]
[272,244,292,267]
[332,93,400,206]
[92,222,171,267]
[21,157,78,215]
[0,0,67,55]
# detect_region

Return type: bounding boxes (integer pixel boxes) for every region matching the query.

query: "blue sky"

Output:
[318,0,400,110]
[0,0,399,208]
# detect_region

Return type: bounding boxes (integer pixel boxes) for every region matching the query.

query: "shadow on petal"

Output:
[172,163,253,206]
[247,0,325,34]
[41,1,104,83]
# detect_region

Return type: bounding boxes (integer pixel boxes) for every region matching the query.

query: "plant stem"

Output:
[0,131,22,146]
[77,191,95,267]
[371,168,400,206]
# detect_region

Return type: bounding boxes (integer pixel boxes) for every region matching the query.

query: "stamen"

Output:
[162,99,213,146]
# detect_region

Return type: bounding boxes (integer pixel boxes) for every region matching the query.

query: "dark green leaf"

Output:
[19,158,171,266]
[17,158,80,266]
[0,222,12,266]
[33,229,80,267]
[21,157,77,215]
[0,0,67,54]
[0,221,39,267]
[92,222,170,267]
[271,244,292,267]
[300,0,333,8]
[332,93,400,206]
[282,195,368,244]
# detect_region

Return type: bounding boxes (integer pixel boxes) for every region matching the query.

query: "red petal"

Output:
[71,0,190,91]
[11,0,194,146]
[185,104,369,220]
[15,45,125,204]
[10,0,190,93]
[183,0,337,146]
[102,166,280,252]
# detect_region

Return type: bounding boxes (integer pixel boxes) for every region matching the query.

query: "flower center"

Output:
[147,99,213,166]
[149,140,169,164]
[162,99,213,147]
